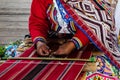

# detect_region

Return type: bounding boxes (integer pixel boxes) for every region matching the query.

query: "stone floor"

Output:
[0,0,32,45]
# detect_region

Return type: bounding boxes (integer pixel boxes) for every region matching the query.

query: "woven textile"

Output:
[0,45,92,80]
[0,0,120,79]
[59,0,120,68]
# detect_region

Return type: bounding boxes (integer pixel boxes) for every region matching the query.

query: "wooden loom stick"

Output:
[7,57,96,62]
[7,57,97,72]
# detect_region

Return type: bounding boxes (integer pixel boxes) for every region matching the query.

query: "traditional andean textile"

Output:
[0,45,93,80]
[0,0,120,79]
[59,0,120,68]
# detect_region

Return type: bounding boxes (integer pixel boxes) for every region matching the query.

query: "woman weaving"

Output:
[0,0,120,79]
[30,0,120,61]
[28,0,120,78]
[29,0,120,78]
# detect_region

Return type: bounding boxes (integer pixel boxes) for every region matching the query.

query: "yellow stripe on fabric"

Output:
[73,37,83,47]
[49,4,59,31]
[47,5,52,14]
[70,21,76,31]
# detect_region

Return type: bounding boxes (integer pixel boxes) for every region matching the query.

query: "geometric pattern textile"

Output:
[62,0,120,68]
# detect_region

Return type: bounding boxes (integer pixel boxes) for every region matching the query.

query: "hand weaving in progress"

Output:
[0,0,120,79]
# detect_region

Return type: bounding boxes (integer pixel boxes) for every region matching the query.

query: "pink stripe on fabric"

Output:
[40,62,59,80]
[46,61,72,80]
[33,61,56,79]
[0,60,31,79]
[0,60,18,74]
[86,72,118,80]
[13,60,41,80]
[61,61,85,80]
[0,46,39,80]
[0,61,19,79]
[19,46,35,57]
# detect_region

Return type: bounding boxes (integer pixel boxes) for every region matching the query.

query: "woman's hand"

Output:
[53,41,75,55]
[36,41,51,56]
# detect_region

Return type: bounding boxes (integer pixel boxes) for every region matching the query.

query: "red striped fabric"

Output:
[0,45,92,80]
